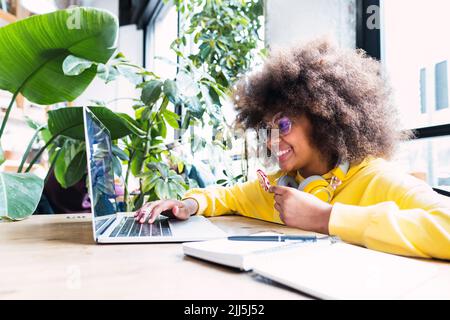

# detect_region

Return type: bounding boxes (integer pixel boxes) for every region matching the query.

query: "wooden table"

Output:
[1,214,449,300]
[0,214,312,300]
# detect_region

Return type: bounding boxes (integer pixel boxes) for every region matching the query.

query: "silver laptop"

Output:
[83,106,227,243]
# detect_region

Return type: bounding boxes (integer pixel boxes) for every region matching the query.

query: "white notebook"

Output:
[183,236,440,299]
[252,242,440,299]
[182,233,326,271]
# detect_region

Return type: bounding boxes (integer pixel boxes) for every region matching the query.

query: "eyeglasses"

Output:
[260,113,293,136]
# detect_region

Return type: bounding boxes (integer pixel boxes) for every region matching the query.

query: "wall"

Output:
[265,0,356,49]
[81,0,118,16]
[74,0,143,113]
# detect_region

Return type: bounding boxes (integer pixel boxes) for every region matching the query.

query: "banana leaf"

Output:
[0,172,44,221]
[47,106,145,140]
[0,7,118,104]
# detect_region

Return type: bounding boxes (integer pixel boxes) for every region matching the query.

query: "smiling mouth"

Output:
[276,148,292,161]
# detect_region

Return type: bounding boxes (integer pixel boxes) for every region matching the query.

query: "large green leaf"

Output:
[163,79,180,105]
[64,150,87,187]
[54,142,87,189]
[47,106,144,140]
[0,7,118,104]
[131,149,144,177]
[54,147,68,188]
[141,80,162,106]
[62,55,94,76]
[155,179,170,200]
[0,173,44,220]
[162,109,180,129]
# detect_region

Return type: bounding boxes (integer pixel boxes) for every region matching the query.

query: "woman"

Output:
[135,38,450,260]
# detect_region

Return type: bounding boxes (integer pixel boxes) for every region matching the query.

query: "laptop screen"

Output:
[83,107,118,238]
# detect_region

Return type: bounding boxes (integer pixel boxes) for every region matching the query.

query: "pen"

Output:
[227,235,317,242]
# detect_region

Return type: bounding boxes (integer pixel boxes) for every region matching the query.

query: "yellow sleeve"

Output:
[182,174,282,223]
[329,176,450,260]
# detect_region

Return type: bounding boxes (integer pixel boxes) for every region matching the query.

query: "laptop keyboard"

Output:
[109,216,172,238]
[95,217,110,231]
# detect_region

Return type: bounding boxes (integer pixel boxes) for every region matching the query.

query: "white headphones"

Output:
[277,161,350,203]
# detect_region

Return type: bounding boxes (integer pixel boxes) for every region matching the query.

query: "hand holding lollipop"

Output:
[256,169,271,192]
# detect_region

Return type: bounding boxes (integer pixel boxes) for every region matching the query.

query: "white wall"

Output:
[74,24,143,112]
[265,0,356,49]
[74,0,143,112]
[81,0,118,16]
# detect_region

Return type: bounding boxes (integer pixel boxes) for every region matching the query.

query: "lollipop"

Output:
[256,169,271,192]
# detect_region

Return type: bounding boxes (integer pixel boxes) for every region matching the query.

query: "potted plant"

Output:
[0,7,120,220]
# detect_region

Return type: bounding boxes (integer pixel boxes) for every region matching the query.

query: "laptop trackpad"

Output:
[169,216,226,238]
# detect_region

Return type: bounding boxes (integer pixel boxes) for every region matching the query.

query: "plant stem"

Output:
[44,148,62,185]
[118,62,145,71]
[0,89,20,140]
[24,124,78,173]
[17,125,46,173]
[106,97,138,105]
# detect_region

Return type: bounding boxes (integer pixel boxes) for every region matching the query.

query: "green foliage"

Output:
[9,1,261,217]
[0,7,119,220]
[112,0,263,209]
[0,172,44,221]
[47,106,144,140]
[173,0,264,86]
[14,1,263,214]
[54,139,86,188]
[216,169,244,187]
[0,7,118,115]
[119,80,191,210]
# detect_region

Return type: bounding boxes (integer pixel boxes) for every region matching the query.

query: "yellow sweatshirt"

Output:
[183,158,450,260]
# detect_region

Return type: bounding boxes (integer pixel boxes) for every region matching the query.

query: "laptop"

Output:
[83,106,228,244]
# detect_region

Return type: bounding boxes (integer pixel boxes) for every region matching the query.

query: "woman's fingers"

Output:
[148,201,179,224]
[274,202,282,213]
[135,201,151,219]
[269,185,290,195]
[135,200,188,224]
[134,203,146,220]
[274,194,283,204]
[136,201,160,223]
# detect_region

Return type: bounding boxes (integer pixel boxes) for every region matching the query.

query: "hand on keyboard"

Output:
[134,199,199,224]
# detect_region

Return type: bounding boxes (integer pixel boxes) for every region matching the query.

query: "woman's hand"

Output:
[269,185,332,235]
[134,198,199,224]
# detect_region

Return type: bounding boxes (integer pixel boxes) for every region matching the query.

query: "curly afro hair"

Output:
[233,38,407,167]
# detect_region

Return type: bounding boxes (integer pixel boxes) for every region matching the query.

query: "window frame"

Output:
[143,1,179,72]
[356,0,450,194]
[141,0,182,140]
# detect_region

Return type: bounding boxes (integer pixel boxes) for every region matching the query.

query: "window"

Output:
[145,4,178,79]
[435,60,449,111]
[358,0,450,192]
[394,136,450,192]
[382,0,450,191]
[145,3,179,144]
[142,1,266,184]
[382,0,450,130]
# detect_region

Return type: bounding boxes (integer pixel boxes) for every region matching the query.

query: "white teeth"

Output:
[276,149,291,157]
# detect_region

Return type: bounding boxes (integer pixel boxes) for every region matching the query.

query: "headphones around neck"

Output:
[277,162,349,203]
